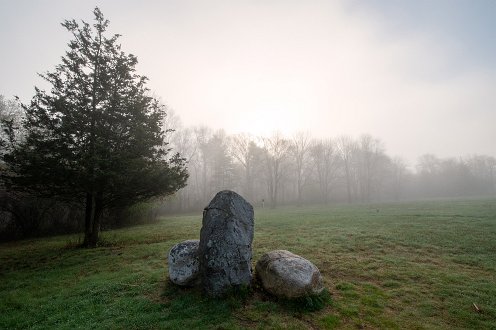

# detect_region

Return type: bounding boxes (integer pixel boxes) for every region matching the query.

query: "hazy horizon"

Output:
[1,0,495,165]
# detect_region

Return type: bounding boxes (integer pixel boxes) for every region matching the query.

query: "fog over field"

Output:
[1,3,496,327]
[1,0,495,165]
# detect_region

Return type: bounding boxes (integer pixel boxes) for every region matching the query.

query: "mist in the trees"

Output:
[1,2,495,240]
[162,116,496,212]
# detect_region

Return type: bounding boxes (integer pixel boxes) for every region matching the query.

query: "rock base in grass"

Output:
[256,250,324,299]
[168,239,200,286]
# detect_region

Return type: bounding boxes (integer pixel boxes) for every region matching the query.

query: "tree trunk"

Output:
[345,166,352,204]
[83,26,103,248]
[83,192,102,248]
[245,168,253,202]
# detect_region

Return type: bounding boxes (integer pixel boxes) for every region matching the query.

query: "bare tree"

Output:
[206,130,236,194]
[488,157,496,195]
[170,127,198,210]
[162,107,182,143]
[466,155,496,195]
[0,95,24,156]
[229,133,258,201]
[416,154,441,197]
[188,128,237,204]
[290,131,312,206]
[390,157,408,201]
[356,134,386,202]
[310,138,340,203]
[261,132,290,208]
[336,135,357,203]
[194,126,213,202]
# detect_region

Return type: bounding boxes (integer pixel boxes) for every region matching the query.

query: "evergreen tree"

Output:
[2,8,188,247]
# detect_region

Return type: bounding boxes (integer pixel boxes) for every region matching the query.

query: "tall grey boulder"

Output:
[199,190,254,297]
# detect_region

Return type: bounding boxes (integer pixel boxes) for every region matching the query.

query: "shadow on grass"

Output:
[160,278,332,328]
[277,289,332,313]
[250,275,333,313]
[160,283,238,328]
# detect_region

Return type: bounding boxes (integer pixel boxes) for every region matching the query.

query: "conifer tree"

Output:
[3,8,188,247]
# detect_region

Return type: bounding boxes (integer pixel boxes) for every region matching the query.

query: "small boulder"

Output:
[256,250,324,299]
[199,190,254,297]
[168,240,200,286]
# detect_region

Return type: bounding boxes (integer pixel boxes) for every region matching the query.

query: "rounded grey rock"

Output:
[168,239,200,286]
[256,250,324,299]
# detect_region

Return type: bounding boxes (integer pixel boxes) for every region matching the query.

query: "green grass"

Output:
[1,198,495,329]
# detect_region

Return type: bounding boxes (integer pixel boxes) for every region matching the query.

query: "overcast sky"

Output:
[1,0,495,165]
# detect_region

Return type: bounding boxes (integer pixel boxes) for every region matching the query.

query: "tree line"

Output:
[162,112,496,212]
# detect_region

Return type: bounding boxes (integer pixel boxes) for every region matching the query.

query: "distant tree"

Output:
[416,154,441,197]
[0,95,23,158]
[310,138,340,203]
[194,126,213,202]
[0,95,22,121]
[229,133,258,201]
[2,8,187,247]
[169,127,198,210]
[390,157,408,201]
[289,131,312,206]
[336,135,357,203]
[205,130,237,194]
[261,132,290,208]
[161,107,182,143]
[356,134,386,202]
[415,154,480,197]
[465,155,496,195]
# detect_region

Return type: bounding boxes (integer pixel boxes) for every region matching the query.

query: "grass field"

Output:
[1,198,495,329]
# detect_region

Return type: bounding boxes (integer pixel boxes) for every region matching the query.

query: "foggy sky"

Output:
[1,0,495,165]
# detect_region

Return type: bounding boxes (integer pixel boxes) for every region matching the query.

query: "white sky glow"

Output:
[1,0,495,165]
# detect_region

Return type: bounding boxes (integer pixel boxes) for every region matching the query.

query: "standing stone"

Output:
[168,240,200,286]
[199,190,254,297]
[256,250,324,299]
